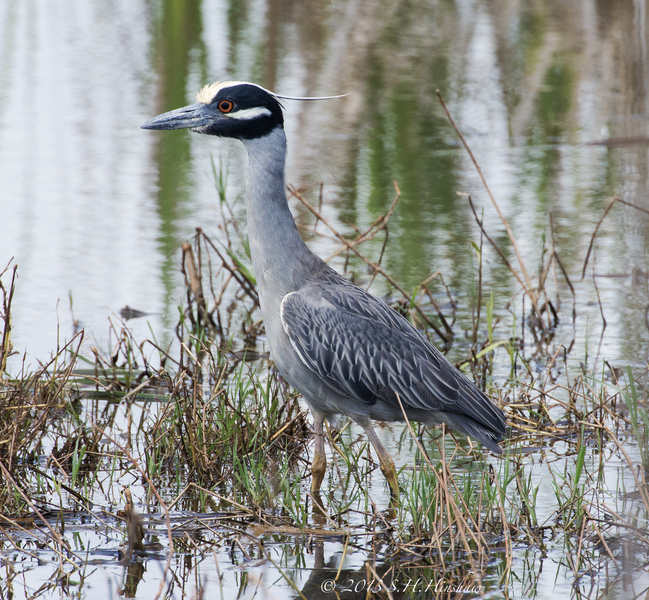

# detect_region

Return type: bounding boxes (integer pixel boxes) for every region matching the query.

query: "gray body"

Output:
[141,81,506,499]
[244,129,505,451]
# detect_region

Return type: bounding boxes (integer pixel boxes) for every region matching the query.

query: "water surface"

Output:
[1,0,648,598]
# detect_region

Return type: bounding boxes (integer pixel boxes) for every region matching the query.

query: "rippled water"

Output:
[1,0,649,598]
[1,0,648,368]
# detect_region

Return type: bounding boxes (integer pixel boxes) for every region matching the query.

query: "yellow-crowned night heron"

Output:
[142,81,507,500]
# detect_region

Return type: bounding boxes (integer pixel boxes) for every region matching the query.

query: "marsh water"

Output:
[1,0,649,598]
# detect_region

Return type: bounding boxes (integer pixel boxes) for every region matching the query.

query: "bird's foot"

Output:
[382,466,400,507]
[311,455,327,495]
[376,451,400,504]
[310,491,328,523]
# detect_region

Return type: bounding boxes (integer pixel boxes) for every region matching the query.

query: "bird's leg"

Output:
[311,415,327,495]
[363,424,400,502]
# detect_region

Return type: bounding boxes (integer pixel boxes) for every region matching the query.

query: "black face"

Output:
[201,83,284,139]
[140,83,284,140]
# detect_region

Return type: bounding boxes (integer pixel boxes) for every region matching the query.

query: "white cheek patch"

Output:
[227,107,272,120]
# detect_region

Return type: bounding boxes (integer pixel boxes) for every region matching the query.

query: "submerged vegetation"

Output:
[1,106,648,599]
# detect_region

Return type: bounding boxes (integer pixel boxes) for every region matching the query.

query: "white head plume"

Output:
[196,81,347,104]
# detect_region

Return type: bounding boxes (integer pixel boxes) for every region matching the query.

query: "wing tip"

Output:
[479,436,504,454]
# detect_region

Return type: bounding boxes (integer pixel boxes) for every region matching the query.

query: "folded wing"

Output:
[279,277,506,446]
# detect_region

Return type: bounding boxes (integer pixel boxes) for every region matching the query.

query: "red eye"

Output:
[218,100,234,113]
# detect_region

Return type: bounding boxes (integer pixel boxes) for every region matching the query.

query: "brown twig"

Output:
[581,197,649,281]
[288,183,450,344]
[436,90,545,327]
[581,198,618,281]
[463,193,528,294]
[92,424,174,600]
[0,262,17,376]
[321,183,402,262]
[182,242,217,338]
[0,460,83,566]
[198,228,259,306]
[395,393,488,564]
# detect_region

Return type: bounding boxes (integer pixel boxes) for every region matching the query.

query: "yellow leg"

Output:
[364,424,400,503]
[311,416,327,494]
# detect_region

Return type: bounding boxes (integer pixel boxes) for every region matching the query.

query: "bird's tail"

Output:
[443,413,506,454]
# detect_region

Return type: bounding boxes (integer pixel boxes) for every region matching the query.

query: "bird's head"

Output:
[141,81,345,140]
[141,81,283,139]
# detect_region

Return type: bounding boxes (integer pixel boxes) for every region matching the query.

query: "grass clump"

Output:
[1,158,649,599]
[144,356,310,502]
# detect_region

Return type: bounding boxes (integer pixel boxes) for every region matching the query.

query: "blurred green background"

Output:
[0,0,648,366]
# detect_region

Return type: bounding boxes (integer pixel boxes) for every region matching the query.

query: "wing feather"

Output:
[280,279,506,436]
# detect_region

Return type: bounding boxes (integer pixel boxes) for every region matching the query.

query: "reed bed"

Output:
[0,104,647,598]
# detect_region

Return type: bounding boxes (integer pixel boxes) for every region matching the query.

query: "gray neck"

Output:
[242,127,318,295]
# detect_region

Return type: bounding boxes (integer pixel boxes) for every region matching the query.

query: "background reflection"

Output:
[0,0,647,367]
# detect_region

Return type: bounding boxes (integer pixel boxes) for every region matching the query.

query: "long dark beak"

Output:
[140,103,216,130]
